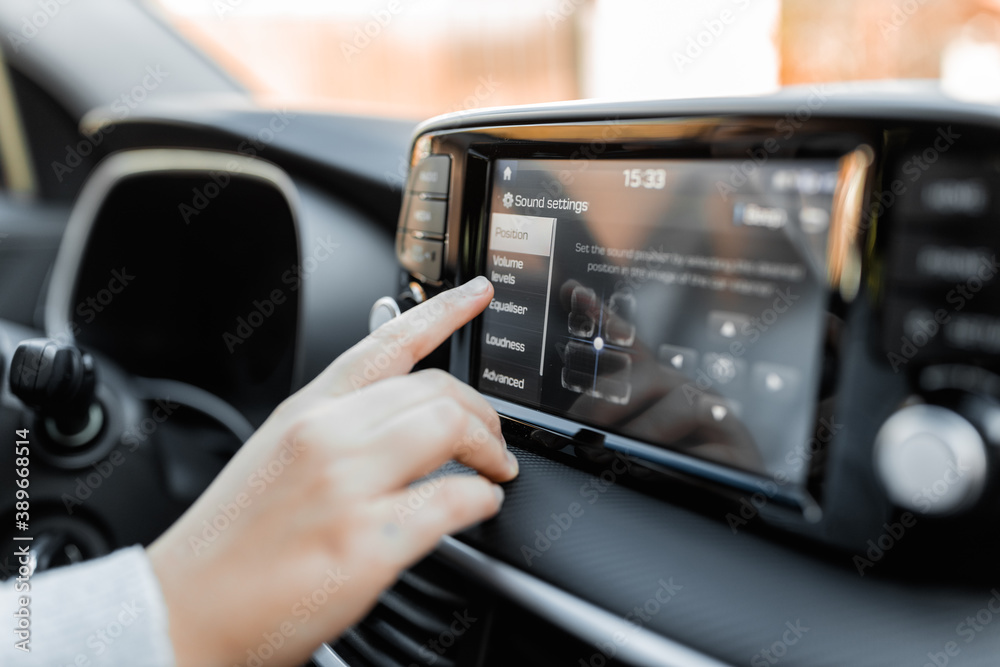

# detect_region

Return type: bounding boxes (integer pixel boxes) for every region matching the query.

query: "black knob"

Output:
[10,338,102,445]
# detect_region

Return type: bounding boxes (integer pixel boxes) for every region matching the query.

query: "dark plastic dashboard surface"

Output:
[451,444,1000,666]
[80,106,418,227]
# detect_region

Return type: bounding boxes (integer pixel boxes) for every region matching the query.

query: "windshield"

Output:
[152,0,999,118]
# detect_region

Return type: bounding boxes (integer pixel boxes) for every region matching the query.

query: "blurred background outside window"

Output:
[152,0,1000,119]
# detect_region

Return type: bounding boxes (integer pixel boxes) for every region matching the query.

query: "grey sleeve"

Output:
[1,545,177,666]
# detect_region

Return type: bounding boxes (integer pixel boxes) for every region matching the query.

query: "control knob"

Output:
[369,283,427,333]
[874,402,990,516]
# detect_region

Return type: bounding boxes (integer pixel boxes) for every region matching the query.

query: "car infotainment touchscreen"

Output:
[476,158,840,484]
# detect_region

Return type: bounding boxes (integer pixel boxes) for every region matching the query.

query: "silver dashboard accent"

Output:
[315,535,730,667]
[311,643,351,667]
[407,281,427,304]
[368,296,402,333]
[44,402,104,449]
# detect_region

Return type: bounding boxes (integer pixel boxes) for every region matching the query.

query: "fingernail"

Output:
[493,484,506,505]
[500,432,508,449]
[506,450,519,476]
[463,275,491,295]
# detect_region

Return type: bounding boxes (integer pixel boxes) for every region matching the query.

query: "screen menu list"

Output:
[477,212,556,406]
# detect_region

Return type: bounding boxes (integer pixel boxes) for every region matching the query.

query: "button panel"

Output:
[398,155,452,282]
[398,233,444,282]
[403,196,447,236]
[883,154,1000,368]
[887,233,997,287]
[409,155,451,196]
[894,159,999,223]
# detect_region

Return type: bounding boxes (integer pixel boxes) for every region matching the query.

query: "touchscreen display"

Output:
[477,158,840,483]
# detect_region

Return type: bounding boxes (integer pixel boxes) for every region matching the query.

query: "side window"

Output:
[0,48,37,199]
[0,46,97,202]
[8,67,98,201]
[0,49,77,328]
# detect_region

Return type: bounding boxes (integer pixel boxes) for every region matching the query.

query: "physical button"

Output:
[409,155,451,196]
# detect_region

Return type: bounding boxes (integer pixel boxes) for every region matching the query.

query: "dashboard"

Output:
[3,75,1000,667]
[346,88,1000,665]
[385,96,1000,557]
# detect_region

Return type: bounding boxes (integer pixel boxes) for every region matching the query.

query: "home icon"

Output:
[503,166,512,181]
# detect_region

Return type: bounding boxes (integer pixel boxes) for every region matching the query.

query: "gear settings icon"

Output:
[502,192,514,209]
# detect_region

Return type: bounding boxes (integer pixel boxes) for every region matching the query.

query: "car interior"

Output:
[3,1,1000,665]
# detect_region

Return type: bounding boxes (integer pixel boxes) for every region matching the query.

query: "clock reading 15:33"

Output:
[623,168,667,189]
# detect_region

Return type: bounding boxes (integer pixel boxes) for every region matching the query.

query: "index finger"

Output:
[308,276,493,397]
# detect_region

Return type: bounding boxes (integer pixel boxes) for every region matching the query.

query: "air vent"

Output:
[482,601,628,667]
[326,553,633,667]
[331,556,492,666]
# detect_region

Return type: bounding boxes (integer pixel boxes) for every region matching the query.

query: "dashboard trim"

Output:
[485,396,810,510]
[311,643,351,667]
[409,85,1000,141]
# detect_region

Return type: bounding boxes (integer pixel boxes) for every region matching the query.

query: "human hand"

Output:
[148,276,517,667]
